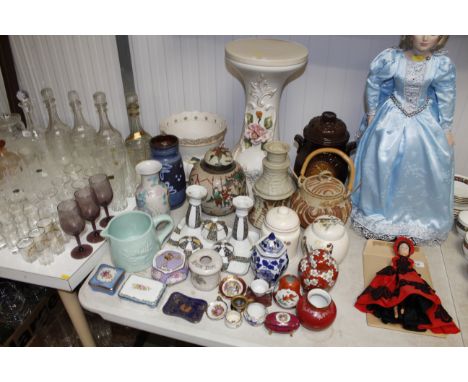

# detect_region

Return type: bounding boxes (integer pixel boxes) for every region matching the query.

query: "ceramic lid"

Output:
[188,249,223,276]
[458,210,468,226]
[311,215,345,241]
[153,249,186,274]
[303,111,349,146]
[201,218,229,241]
[201,146,235,171]
[225,39,308,67]
[256,232,286,258]
[264,206,300,233]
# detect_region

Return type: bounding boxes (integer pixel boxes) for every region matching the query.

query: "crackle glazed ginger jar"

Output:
[189,146,247,216]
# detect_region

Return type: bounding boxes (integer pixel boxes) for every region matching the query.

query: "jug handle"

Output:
[153,214,175,245]
[100,226,110,239]
[299,147,355,193]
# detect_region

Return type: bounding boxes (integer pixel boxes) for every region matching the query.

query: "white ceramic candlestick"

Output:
[225,38,308,185]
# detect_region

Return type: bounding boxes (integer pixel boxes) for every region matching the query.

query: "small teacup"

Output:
[250,278,269,297]
[225,310,243,329]
[231,295,248,313]
[243,302,267,327]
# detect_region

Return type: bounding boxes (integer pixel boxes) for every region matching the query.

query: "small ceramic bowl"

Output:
[219,275,247,299]
[231,295,248,313]
[243,302,268,327]
[225,310,243,329]
[456,211,468,238]
[206,298,228,320]
[250,279,270,297]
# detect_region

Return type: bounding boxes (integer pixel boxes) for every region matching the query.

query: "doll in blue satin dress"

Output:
[351,36,456,244]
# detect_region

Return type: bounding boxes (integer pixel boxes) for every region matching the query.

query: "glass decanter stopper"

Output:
[93,91,128,211]
[41,87,73,167]
[68,90,98,170]
[125,93,151,176]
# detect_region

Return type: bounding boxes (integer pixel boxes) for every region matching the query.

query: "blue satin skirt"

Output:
[351,98,454,243]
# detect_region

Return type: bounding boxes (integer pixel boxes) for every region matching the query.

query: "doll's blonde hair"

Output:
[399,36,449,52]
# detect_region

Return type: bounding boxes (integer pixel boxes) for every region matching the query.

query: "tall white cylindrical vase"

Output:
[225,38,308,186]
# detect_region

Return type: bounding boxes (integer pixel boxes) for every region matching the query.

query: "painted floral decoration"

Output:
[243,111,274,148]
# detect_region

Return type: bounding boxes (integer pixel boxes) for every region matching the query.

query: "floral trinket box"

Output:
[118,274,166,308]
[89,264,125,295]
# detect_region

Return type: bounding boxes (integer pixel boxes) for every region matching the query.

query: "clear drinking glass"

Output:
[17,237,38,263]
[57,199,93,259]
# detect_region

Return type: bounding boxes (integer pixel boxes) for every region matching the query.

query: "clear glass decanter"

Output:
[125,93,151,179]
[68,90,98,171]
[93,91,128,211]
[41,87,73,168]
[16,90,49,167]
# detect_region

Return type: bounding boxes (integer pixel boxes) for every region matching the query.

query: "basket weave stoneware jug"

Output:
[290,148,355,228]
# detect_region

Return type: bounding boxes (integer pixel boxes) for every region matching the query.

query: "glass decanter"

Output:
[17,90,50,169]
[0,139,25,192]
[93,91,128,211]
[41,87,73,168]
[68,90,98,171]
[125,93,151,186]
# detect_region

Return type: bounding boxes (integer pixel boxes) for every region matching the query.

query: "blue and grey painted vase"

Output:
[150,134,186,209]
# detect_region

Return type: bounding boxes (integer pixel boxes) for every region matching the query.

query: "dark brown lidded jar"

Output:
[293,111,356,184]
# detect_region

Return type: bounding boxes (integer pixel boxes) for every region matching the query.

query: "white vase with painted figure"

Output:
[135,160,170,217]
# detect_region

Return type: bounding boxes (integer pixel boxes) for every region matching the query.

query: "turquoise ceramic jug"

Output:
[101,210,174,272]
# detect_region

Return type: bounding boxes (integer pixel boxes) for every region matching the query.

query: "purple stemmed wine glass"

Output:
[74,186,104,243]
[57,199,93,259]
[88,174,114,228]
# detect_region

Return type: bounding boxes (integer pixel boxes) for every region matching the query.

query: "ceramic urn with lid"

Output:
[302,215,349,264]
[250,232,289,285]
[261,206,301,258]
[189,146,247,216]
[294,111,356,184]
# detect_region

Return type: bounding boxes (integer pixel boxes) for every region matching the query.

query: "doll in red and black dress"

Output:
[355,236,459,334]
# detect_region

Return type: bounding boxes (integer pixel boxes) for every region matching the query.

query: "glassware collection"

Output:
[1,36,462,339]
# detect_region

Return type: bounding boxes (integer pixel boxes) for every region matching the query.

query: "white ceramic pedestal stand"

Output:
[225,39,308,187]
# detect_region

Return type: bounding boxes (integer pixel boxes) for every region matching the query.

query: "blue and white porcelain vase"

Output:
[135,160,170,217]
[250,232,289,285]
[150,134,186,209]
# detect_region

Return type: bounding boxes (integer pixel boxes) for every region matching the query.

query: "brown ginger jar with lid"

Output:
[189,146,247,216]
[294,111,356,184]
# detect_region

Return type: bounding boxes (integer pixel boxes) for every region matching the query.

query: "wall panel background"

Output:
[6,35,468,174]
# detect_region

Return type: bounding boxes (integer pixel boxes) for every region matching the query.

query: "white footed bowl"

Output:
[159,111,227,160]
